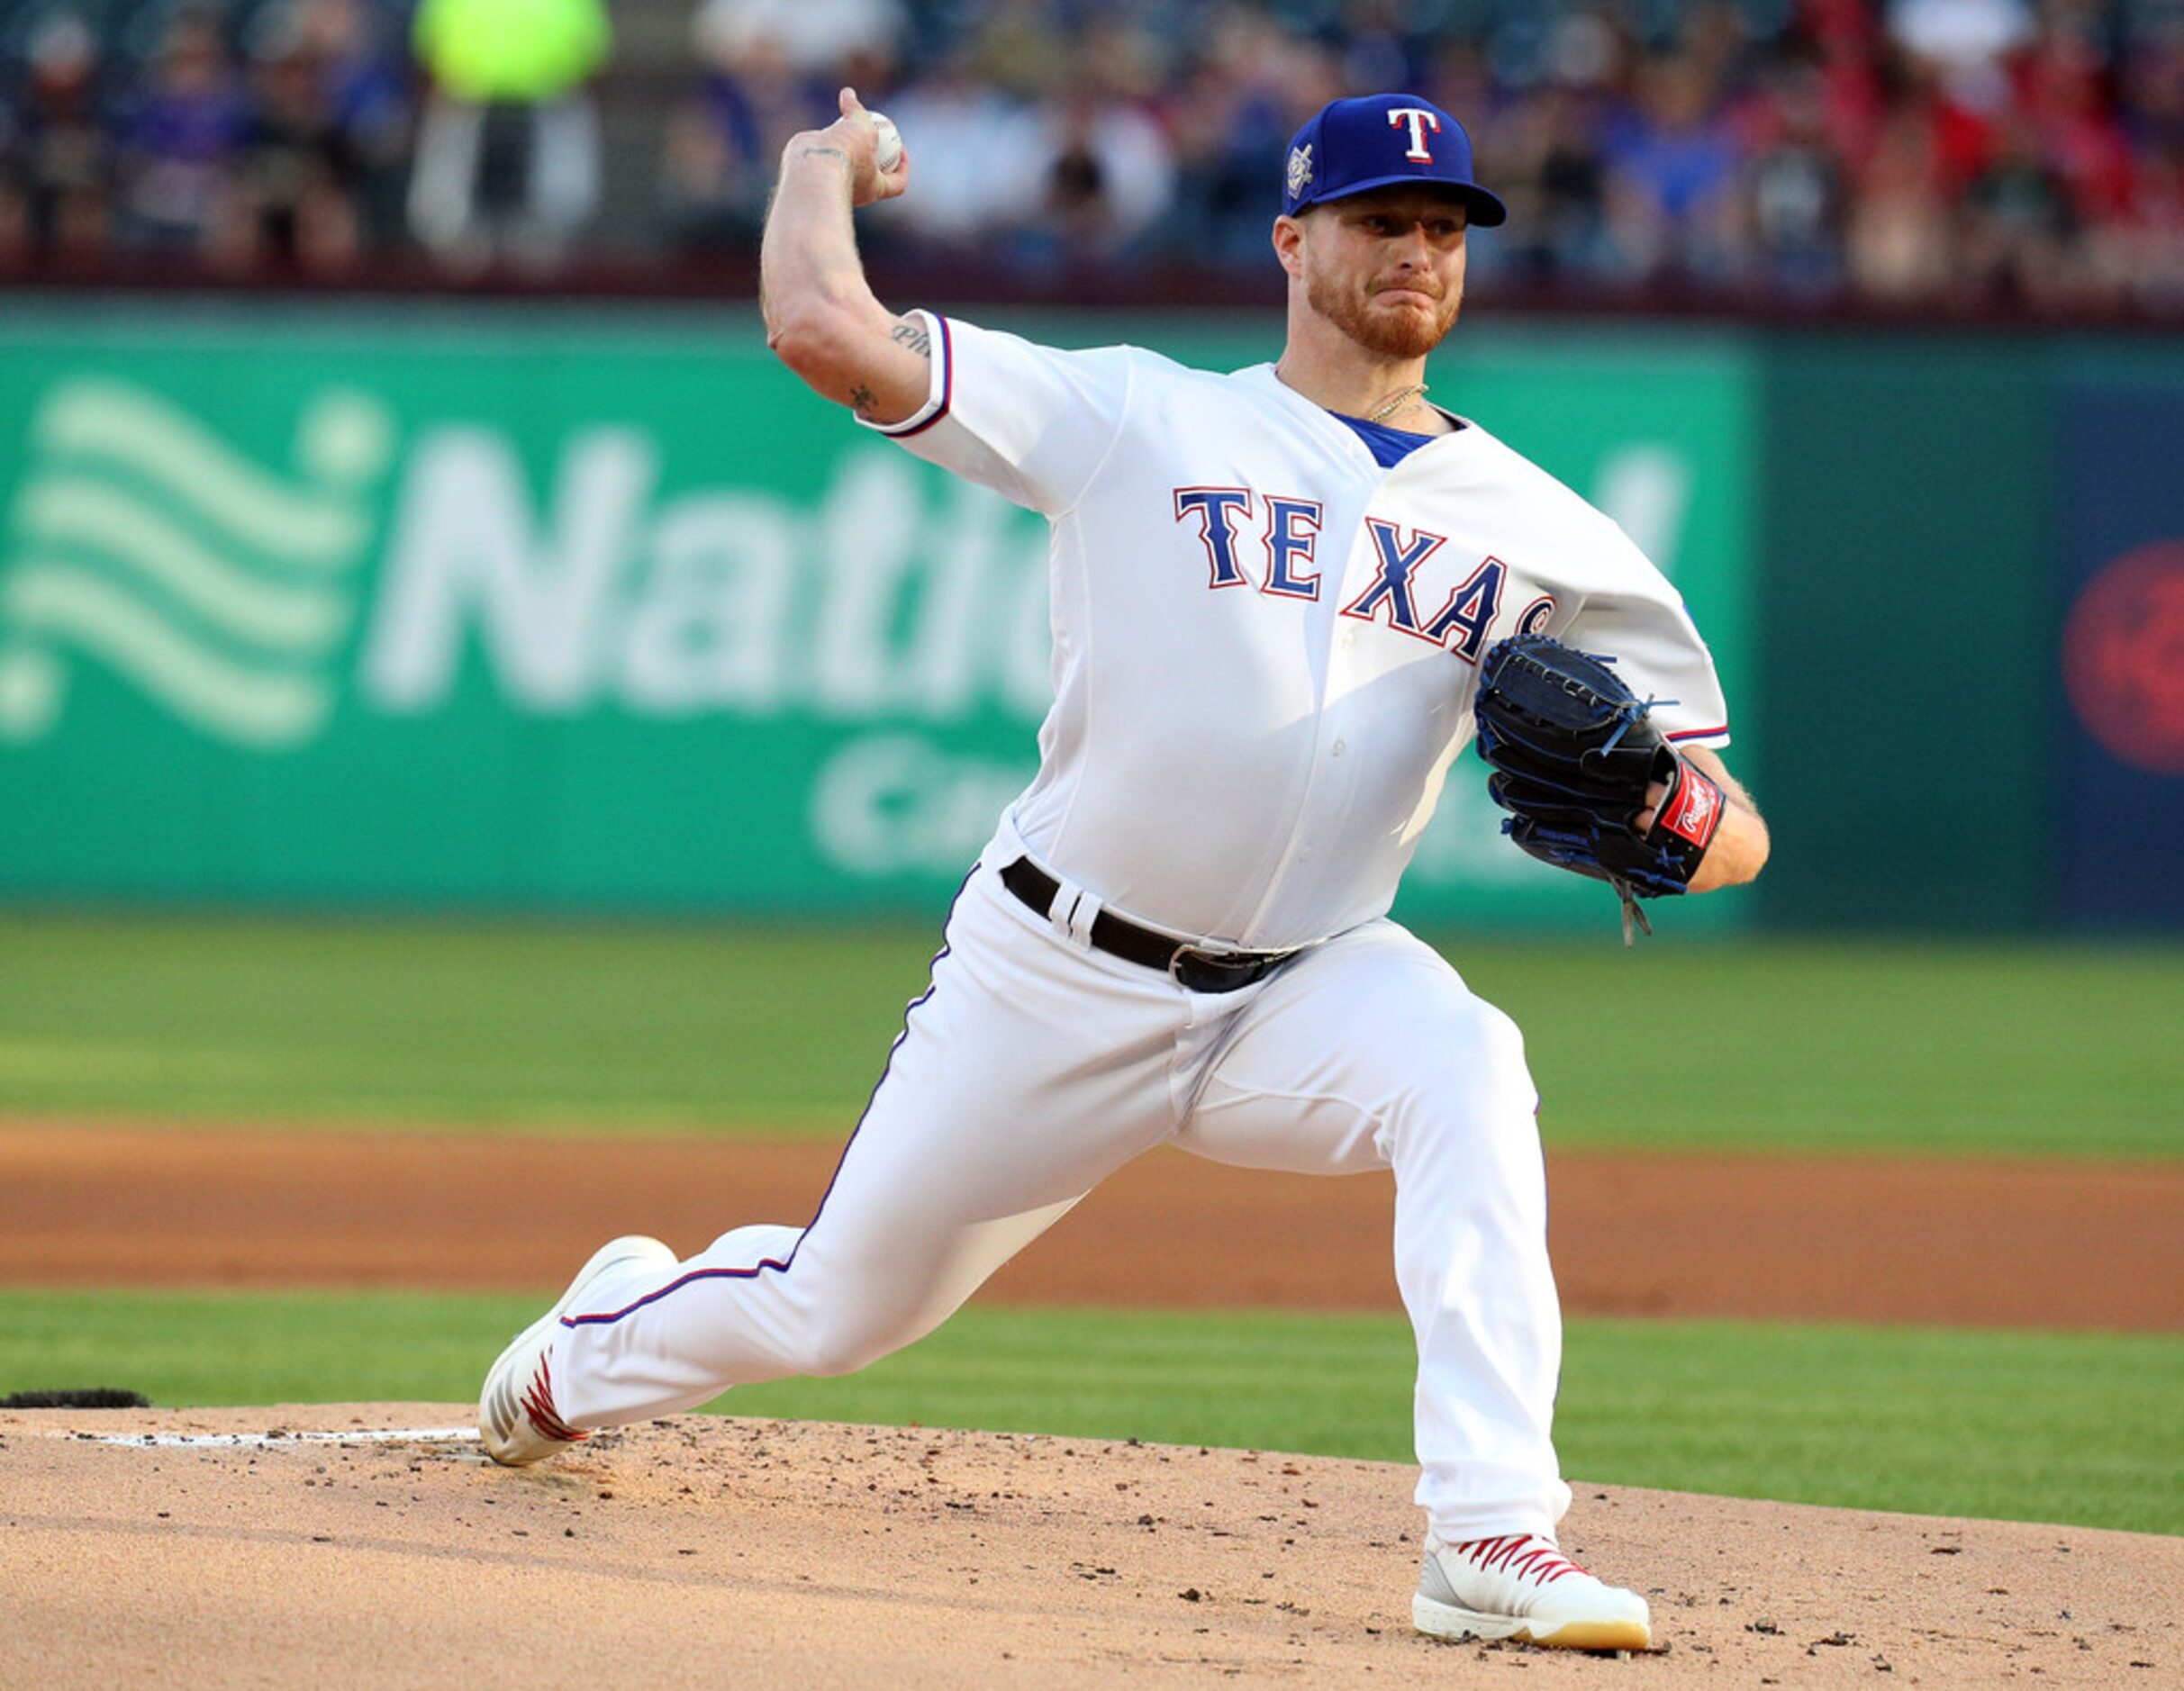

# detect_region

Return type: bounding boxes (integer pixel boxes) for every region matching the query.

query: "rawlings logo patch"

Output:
[1655,764,1724,849]
[1287,143,1314,200]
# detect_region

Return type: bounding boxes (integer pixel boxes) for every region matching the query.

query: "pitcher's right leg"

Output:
[1174,919,1572,1539]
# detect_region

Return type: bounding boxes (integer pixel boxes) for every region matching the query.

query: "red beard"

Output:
[1306,268,1462,360]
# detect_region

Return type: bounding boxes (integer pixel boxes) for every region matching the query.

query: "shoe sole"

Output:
[1413,1592,1651,1653]
[479,1234,675,1466]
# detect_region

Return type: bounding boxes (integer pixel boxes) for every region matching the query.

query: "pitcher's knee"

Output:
[1442,1003,1533,1106]
[1381,1005,1539,1156]
[1376,981,1534,1101]
[779,1305,921,1379]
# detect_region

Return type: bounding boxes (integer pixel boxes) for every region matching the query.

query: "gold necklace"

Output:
[1365,383,1428,424]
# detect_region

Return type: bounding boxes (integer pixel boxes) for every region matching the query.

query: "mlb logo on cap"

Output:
[1282,94,1508,226]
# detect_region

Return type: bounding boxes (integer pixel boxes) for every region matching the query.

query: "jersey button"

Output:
[1331,739,1346,756]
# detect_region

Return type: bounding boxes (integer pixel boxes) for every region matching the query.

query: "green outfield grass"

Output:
[1,913,2179,1155]
[1,1289,2177,1536]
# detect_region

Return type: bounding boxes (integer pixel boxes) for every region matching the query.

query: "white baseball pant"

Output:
[554,846,1574,1541]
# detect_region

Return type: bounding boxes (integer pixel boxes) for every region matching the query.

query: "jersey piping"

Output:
[862,312,956,439]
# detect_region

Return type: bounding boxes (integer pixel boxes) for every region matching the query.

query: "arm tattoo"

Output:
[890,321,932,359]
[849,384,878,415]
[795,143,852,172]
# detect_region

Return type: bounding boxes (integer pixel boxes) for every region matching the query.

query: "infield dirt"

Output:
[2,1122,2179,1330]
[7,1121,2180,1686]
[5,1405,2178,1687]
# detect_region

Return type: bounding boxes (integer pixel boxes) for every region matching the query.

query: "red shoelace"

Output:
[1452,1534,1583,1586]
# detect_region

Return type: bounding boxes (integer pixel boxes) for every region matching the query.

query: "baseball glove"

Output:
[1473,633,1726,942]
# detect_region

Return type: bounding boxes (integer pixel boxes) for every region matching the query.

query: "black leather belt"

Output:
[1000,857,1300,995]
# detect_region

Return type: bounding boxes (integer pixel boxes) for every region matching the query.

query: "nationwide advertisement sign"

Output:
[0,308,1754,928]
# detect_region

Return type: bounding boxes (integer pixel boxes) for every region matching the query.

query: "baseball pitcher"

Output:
[481,87,1770,1655]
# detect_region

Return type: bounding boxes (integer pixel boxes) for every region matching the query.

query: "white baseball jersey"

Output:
[865,310,1730,950]
[542,310,1742,1556]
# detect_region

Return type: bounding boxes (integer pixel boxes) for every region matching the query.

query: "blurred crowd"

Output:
[4,0,2181,316]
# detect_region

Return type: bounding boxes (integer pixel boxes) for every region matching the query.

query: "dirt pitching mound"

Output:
[4,1406,2175,1687]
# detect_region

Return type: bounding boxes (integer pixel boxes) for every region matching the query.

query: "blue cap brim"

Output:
[1292,174,1508,227]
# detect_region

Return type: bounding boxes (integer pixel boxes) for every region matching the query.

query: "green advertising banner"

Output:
[0,305,1755,929]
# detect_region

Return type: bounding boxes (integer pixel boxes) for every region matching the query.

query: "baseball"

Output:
[870,112,902,173]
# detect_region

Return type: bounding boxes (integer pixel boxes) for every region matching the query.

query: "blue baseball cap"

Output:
[1281,94,1508,226]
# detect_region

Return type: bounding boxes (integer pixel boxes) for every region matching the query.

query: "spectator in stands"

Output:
[295,0,412,249]
[661,24,835,252]
[1015,85,1174,267]
[1010,21,1175,268]
[3,0,2179,318]
[1805,0,1890,161]
[691,0,904,83]
[1160,12,1337,271]
[1741,55,1850,299]
[1488,84,1614,288]
[1332,0,1434,94]
[2124,133,2184,312]
[1601,51,1746,285]
[1887,0,2034,104]
[2125,23,2184,161]
[0,9,112,267]
[113,4,250,259]
[2120,31,2184,311]
[864,49,1041,250]
[1844,105,1954,302]
[1959,106,2078,307]
[406,0,610,270]
[1478,14,1622,290]
[962,0,1070,104]
[235,5,361,274]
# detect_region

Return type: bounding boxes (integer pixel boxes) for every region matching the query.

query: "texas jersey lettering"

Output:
[1174,493,1512,661]
[865,311,1727,945]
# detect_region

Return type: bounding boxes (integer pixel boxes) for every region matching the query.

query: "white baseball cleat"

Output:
[1413,1533,1652,1652]
[479,1234,677,1467]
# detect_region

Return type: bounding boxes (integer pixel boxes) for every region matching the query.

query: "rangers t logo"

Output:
[1388,107,1441,162]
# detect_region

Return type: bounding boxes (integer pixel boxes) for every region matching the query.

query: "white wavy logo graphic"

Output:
[0,379,394,747]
